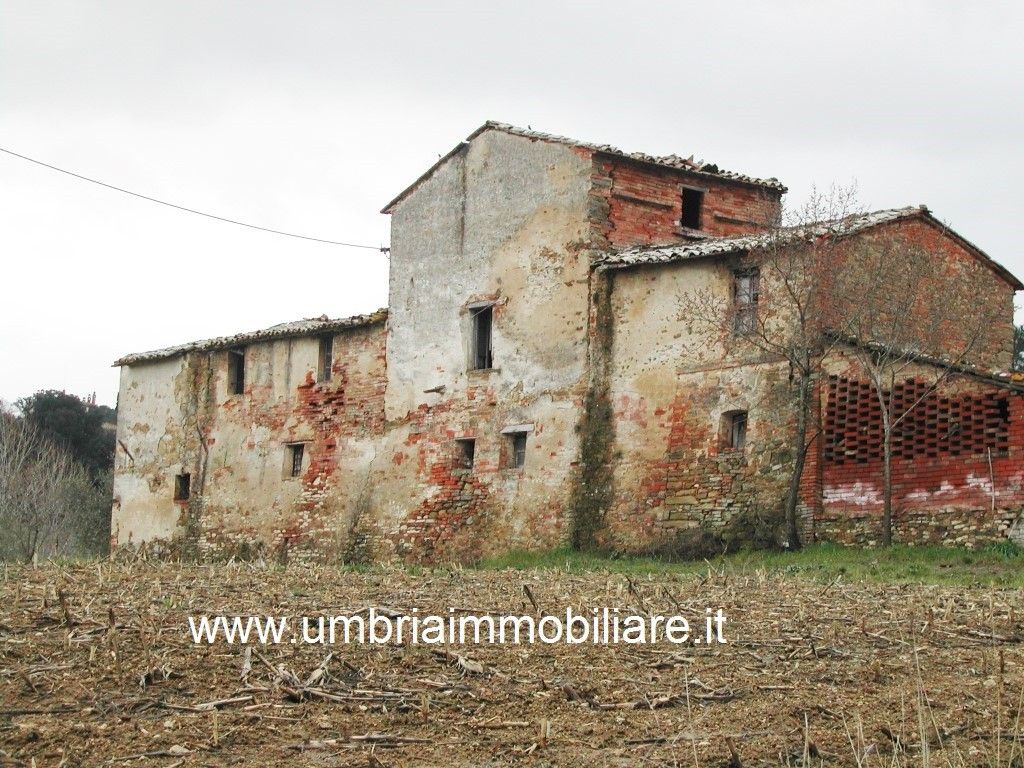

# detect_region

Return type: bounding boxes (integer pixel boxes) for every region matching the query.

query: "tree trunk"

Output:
[783,370,811,550]
[881,418,894,546]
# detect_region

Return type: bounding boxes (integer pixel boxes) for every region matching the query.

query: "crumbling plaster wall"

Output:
[602,259,799,551]
[363,128,596,561]
[111,356,194,545]
[111,323,386,559]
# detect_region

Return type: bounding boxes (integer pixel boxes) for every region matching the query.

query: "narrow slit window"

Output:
[317,335,334,383]
[287,443,305,478]
[681,188,704,230]
[174,473,191,501]
[455,438,476,470]
[732,268,760,335]
[724,412,748,451]
[471,305,494,370]
[508,431,527,469]
[228,348,246,394]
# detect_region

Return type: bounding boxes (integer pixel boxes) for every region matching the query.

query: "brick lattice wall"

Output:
[817,375,1024,547]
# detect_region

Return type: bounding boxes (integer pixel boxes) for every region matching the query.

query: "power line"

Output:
[0,145,389,252]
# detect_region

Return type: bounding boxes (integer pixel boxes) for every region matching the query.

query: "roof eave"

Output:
[381,121,787,214]
[591,149,788,194]
[598,244,749,271]
[830,333,1024,392]
[380,141,471,215]
[114,309,388,368]
[915,211,1024,291]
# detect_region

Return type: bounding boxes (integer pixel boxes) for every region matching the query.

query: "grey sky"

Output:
[2,1,1022,407]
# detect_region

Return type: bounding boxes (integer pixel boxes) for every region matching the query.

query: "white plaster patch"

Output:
[965,473,995,496]
[823,482,882,506]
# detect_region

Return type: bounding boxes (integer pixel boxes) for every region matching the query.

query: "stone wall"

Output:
[600,252,806,552]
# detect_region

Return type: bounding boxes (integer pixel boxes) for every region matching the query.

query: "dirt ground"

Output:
[1,560,1022,767]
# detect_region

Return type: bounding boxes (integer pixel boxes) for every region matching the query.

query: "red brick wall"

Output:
[824,218,1016,371]
[814,367,1024,547]
[591,156,782,248]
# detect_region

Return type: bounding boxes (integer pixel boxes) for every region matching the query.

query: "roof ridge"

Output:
[382,120,788,213]
[598,204,1022,290]
[114,309,388,367]
[479,121,787,191]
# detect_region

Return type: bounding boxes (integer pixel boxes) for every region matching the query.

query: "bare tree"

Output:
[0,413,94,562]
[682,185,862,549]
[831,235,1005,545]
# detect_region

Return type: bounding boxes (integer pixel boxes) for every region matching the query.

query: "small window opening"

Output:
[471,305,494,370]
[455,438,476,470]
[723,412,748,451]
[508,431,528,469]
[733,268,760,335]
[681,188,704,230]
[317,335,334,383]
[287,443,305,478]
[174,473,191,501]
[228,348,246,394]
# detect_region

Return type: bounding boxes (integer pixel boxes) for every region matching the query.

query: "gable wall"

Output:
[111,356,192,546]
[824,218,1016,370]
[359,129,597,562]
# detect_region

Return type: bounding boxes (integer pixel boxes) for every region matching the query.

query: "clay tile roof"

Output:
[596,206,1023,290]
[114,309,388,367]
[381,121,786,213]
[598,207,925,268]
[830,333,1024,392]
[477,122,788,192]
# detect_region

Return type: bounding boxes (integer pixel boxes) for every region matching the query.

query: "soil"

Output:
[1,560,1022,766]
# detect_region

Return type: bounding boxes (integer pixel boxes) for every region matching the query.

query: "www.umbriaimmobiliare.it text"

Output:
[187,608,728,646]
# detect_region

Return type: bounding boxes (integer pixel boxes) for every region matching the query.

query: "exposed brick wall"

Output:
[605,362,806,552]
[823,218,1016,371]
[367,378,574,563]
[591,156,782,248]
[815,362,1024,547]
[396,462,491,564]
[193,321,387,560]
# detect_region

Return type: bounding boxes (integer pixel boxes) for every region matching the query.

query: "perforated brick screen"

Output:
[824,376,1011,465]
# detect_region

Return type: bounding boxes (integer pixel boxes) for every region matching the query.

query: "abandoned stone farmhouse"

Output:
[112,122,1024,561]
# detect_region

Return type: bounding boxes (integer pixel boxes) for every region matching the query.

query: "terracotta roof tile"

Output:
[598,207,925,268]
[480,122,787,191]
[382,121,786,213]
[597,204,1022,290]
[114,309,387,366]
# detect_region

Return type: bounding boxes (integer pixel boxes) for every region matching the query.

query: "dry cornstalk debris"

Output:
[0,561,1022,765]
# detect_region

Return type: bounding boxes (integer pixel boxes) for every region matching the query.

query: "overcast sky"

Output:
[2,1,1022,407]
